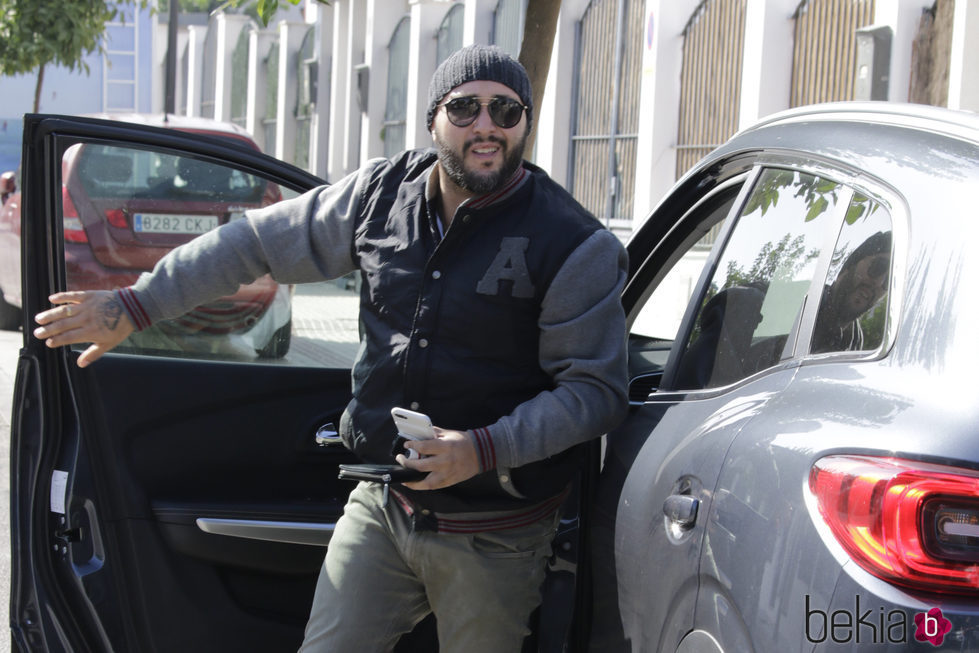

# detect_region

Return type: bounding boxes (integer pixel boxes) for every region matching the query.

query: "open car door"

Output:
[10,114,364,651]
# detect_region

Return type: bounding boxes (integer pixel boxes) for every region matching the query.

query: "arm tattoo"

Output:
[99,297,124,331]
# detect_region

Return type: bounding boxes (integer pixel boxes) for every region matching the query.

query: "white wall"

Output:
[362,0,409,162]
[738,0,795,129]
[872,0,933,102]
[406,2,454,150]
[245,27,277,152]
[532,0,590,184]
[463,0,495,45]
[272,21,310,164]
[948,0,979,111]
[632,0,701,226]
[213,14,253,122]
[311,6,334,179]
[184,25,207,117]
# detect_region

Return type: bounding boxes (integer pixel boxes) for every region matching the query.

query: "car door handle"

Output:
[315,422,344,447]
[663,494,699,529]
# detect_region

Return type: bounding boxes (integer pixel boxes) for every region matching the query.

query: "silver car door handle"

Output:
[315,422,344,447]
[663,494,699,528]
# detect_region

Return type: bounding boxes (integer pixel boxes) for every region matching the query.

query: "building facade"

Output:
[3,0,977,237]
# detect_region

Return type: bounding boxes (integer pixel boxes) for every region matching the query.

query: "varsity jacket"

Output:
[118,149,629,522]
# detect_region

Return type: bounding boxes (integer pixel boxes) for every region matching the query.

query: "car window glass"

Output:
[61,142,360,367]
[673,169,841,390]
[810,194,892,354]
[627,188,739,399]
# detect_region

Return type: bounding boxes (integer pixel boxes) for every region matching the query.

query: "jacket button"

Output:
[419,339,429,348]
[499,474,510,483]
[432,270,441,280]
[410,402,420,410]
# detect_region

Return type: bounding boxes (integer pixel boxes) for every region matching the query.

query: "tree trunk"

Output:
[518,0,562,152]
[33,63,45,113]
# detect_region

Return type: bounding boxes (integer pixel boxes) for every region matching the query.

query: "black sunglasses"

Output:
[440,96,527,129]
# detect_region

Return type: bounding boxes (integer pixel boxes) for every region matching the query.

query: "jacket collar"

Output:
[425,163,531,212]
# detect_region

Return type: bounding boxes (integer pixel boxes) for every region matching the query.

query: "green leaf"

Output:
[845,201,867,224]
[805,196,828,221]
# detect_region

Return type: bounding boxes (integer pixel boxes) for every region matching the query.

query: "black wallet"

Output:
[338,463,427,484]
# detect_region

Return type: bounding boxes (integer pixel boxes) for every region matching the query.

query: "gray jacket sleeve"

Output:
[118,162,381,327]
[471,229,630,470]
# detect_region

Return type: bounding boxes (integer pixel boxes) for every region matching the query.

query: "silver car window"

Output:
[810,194,892,354]
[673,168,841,389]
[60,141,359,367]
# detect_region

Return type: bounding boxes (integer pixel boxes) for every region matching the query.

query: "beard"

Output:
[435,132,527,195]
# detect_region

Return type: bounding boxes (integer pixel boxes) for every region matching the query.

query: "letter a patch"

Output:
[476,237,535,298]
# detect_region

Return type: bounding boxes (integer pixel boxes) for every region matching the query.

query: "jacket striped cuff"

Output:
[469,427,496,472]
[116,287,152,331]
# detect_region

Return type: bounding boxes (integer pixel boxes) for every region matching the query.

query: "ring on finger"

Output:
[65,306,73,318]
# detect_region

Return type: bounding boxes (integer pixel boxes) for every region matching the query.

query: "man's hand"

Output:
[33,291,136,368]
[396,427,481,490]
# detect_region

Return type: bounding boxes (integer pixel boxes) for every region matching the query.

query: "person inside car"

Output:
[32,44,629,652]
[811,230,892,353]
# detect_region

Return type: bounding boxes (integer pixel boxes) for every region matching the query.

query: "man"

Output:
[34,45,629,651]
[811,231,891,353]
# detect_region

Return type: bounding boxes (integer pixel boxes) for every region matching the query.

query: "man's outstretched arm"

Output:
[34,290,136,367]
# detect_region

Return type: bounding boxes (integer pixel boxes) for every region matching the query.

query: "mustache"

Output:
[463,136,506,153]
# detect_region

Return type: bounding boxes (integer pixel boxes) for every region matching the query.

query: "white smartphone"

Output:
[391,407,435,459]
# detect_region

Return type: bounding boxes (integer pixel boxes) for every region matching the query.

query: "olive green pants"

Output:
[299,482,558,653]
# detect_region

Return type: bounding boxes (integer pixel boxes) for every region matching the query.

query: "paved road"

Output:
[1,327,21,653]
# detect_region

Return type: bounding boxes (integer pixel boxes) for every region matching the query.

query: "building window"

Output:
[674,0,747,249]
[295,27,317,171]
[436,4,465,65]
[200,22,218,119]
[383,16,411,158]
[790,0,875,106]
[263,38,280,155]
[103,7,139,112]
[179,41,189,116]
[675,0,746,180]
[569,0,643,231]
[492,0,526,57]
[230,26,251,128]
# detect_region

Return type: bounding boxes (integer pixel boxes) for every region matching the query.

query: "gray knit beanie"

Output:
[426,44,533,131]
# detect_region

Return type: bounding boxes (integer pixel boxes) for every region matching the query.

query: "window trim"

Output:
[624,171,754,404]
[657,169,762,392]
[631,157,906,404]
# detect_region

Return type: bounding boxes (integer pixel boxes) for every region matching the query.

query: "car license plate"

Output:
[133,213,219,234]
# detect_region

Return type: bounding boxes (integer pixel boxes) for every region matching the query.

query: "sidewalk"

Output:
[1,327,21,653]
[0,328,19,430]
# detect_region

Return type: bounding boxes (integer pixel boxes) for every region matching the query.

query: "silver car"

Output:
[594,102,979,652]
[10,104,979,652]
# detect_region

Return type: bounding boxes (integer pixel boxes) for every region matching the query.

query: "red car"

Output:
[0,114,292,357]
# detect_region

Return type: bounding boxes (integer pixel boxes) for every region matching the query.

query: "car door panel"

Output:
[695,380,850,653]
[608,374,792,652]
[12,115,359,652]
